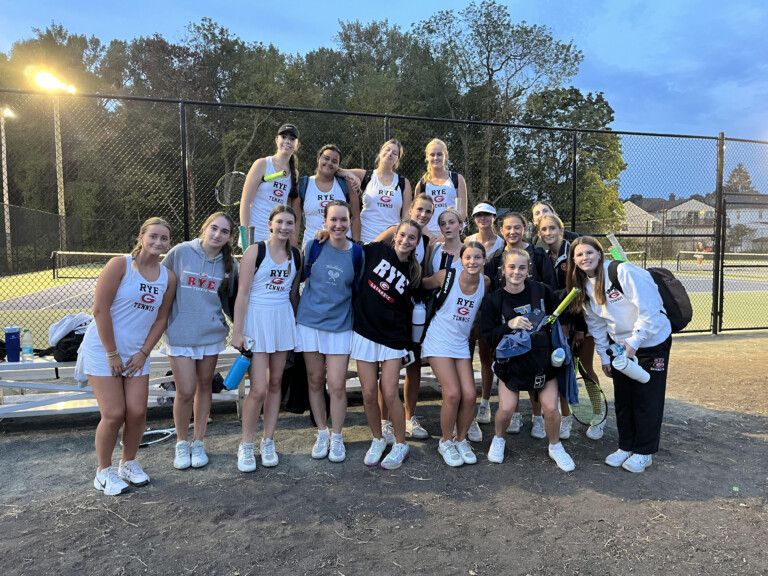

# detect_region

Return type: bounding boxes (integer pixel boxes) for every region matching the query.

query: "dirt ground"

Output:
[1,331,766,576]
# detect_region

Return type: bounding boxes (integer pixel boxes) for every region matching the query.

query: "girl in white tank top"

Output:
[240,124,300,245]
[415,139,468,236]
[79,218,177,496]
[335,140,413,244]
[231,204,302,471]
[420,241,489,467]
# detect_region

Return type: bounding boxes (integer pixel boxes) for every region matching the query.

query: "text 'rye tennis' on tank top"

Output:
[301,176,345,250]
[360,171,403,243]
[249,157,293,242]
[422,177,458,236]
[249,243,297,307]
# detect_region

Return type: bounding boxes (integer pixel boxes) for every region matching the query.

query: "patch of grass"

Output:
[0,270,81,300]
[689,291,768,331]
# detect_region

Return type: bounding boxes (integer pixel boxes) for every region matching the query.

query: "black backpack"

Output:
[415,171,460,194]
[418,267,458,344]
[607,261,693,333]
[53,331,84,362]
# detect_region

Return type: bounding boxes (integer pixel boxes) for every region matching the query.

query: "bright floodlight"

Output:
[1,107,13,118]
[34,71,76,93]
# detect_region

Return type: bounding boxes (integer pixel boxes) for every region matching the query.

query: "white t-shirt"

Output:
[360,171,404,243]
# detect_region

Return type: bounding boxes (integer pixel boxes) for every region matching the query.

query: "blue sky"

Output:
[2,1,767,198]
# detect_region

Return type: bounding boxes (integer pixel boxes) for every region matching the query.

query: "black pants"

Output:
[612,337,671,455]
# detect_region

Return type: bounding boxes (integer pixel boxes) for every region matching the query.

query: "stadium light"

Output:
[35,72,76,251]
[1,106,15,271]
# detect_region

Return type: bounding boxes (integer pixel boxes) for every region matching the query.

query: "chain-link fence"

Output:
[1,88,767,344]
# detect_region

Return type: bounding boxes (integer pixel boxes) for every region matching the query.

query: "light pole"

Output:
[35,72,75,251]
[1,107,14,272]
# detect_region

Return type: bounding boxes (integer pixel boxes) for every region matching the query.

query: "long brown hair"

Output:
[131,217,171,258]
[268,204,298,276]
[566,236,607,311]
[199,212,236,296]
[392,219,423,286]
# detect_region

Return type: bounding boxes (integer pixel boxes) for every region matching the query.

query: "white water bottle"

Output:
[412,302,426,342]
[21,329,34,362]
[551,347,565,367]
[612,354,650,383]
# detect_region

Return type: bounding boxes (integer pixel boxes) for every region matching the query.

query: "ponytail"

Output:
[288,154,299,199]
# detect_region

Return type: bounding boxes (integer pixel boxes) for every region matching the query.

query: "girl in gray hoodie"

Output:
[160,212,238,470]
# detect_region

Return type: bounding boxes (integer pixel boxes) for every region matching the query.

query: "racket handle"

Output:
[239,226,255,250]
[262,170,287,183]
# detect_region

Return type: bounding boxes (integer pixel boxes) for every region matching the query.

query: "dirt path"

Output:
[1,331,766,575]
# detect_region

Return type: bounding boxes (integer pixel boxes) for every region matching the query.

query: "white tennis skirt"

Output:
[75,339,151,381]
[159,338,226,360]
[243,305,296,353]
[295,324,352,355]
[350,332,406,363]
[421,330,471,360]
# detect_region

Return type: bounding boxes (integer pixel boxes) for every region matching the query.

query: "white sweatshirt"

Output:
[584,261,672,365]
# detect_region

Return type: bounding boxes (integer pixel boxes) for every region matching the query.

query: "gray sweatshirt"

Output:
[162,239,237,347]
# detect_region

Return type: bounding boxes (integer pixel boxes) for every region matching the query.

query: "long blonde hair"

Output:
[566,236,607,311]
[375,139,403,172]
[131,217,171,258]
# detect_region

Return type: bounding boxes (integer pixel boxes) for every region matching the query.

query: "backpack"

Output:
[416,171,460,195]
[298,176,350,203]
[492,281,554,390]
[251,242,301,276]
[418,267,458,344]
[53,331,84,362]
[304,239,364,296]
[607,260,693,333]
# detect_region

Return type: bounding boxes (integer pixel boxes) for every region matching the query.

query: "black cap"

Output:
[277,124,299,139]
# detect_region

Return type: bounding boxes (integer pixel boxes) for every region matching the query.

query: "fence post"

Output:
[571,132,577,232]
[711,132,725,334]
[179,102,190,241]
[384,116,390,142]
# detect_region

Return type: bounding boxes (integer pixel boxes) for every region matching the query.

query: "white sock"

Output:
[318,427,329,437]
[550,442,562,450]
[331,432,342,441]
[481,398,490,408]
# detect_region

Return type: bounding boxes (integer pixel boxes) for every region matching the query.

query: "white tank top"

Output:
[467,233,505,256]
[301,176,346,251]
[248,157,293,242]
[422,176,458,236]
[429,243,464,275]
[425,271,484,345]
[249,243,297,308]
[360,171,404,243]
[80,255,169,356]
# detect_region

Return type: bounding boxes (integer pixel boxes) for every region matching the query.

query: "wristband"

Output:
[106,350,119,358]
[139,349,149,357]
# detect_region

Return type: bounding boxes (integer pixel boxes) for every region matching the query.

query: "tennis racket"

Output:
[569,357,607,426]
[541,287,581,328]
[216,170,287,207]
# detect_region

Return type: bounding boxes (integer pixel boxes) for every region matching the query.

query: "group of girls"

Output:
[81,124,671,495]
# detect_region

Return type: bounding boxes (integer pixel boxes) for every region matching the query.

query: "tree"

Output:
[413,0,583,201]
[510,87,625,232]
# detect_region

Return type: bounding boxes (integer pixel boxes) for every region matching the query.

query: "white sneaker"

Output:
[548,442,576,472]
[438,439,463,467]
[468,420,483,442]
[94,466,129,496]
[237,442,257,472]
[381,420,396,445]
[381,442,410,469]
[559,415,573,440]
[118,460,150,486]
[174,440,191,470]
[476,403,492,424]
[531,415,546,439]
[488,436,505,463]
[605,449,633,467]
[455,438,477,465]
[622,453,653,473]
[311,431,330,459]
[364,437,388,466]
[406,416,430,439]
[260,438,279,467]
[190,440,209,468]
[328,436,346,463]
[586,420,605,440]
[506,412,523,434]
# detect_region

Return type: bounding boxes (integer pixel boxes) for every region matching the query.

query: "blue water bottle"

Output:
[4,326,20,362]
[223,337,255,390]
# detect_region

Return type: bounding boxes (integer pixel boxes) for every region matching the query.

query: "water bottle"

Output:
[21,329,34,362]
[551,347,565,367]
[611,353,650,383]
[223,349,253,390]
[411,301,426,342]
[4,326,20,362]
